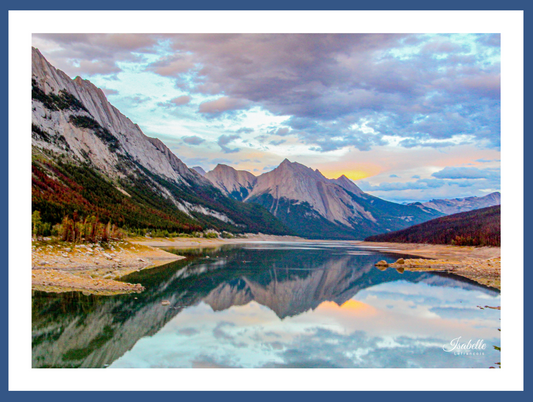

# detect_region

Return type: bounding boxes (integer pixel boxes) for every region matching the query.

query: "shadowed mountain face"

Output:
[32,243,498,368]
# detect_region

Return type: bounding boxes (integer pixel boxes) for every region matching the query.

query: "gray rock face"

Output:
[330,174,365,197]
[32,47,205,186]
[205,159,376,227]
[31,47,254,225]
[412,192,501,215]
[205,164,257,201]
[247,159,376,226]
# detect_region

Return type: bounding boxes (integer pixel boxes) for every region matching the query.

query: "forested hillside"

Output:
[365,205,500,247]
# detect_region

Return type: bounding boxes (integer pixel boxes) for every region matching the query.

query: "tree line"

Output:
[32,210,122,243]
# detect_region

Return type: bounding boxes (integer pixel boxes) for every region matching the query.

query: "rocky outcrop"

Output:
[376,257,501,290]
[330,174,365,197]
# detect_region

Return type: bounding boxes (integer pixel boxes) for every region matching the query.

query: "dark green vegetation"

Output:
[365,205,500,247]
[32,152,292,237]
[247,190,443,240]
[69,115,119,152]
[32,78,88,112]
[229,187,250,202]
[248,193,365,239]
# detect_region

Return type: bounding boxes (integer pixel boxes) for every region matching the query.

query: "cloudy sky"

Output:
[33,33,500,203]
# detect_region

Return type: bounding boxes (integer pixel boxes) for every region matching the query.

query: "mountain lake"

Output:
[32,241,501,368]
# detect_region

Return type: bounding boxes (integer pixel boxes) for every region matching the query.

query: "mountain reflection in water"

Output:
[32,242,500,368]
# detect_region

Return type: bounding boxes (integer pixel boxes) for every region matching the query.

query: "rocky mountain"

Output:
[192,166,206,176]
[205,159,442,239]
[409,192,500,215]
[31,47,290,236]
[204,164,257,201]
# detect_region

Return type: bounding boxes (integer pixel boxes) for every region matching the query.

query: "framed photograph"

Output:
[6,3,525,395]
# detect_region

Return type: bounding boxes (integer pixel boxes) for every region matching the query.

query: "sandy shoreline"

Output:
[32,236,501,294]
[32,240,183,295]
[357,241,501,290]
[130,233,308,249]
[357,241,500,260]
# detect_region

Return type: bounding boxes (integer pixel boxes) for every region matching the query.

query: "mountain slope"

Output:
[409,192,501,215]
[205,159,443,239]
[365,205,500,246]
[31,47,292,236]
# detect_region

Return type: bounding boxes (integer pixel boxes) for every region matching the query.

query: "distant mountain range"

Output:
[365,205,500,247]
[409,192,500,215]
[31,47,495,240]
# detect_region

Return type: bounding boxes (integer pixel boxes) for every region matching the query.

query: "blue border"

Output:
[2,0,528,400]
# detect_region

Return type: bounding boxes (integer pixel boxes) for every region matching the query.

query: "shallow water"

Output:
[32,241,501,368]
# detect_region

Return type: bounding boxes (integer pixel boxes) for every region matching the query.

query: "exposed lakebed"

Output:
[32,241,500,368]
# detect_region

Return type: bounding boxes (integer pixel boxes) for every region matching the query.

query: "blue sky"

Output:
[33,33,500,203]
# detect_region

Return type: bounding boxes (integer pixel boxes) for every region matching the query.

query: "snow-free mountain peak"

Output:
[32,47,204,186]
[204,164,257,201]
[330,174,365,196]
[204,157,443,239]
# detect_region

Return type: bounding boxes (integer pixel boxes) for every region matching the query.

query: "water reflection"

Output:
[32,242,500,368]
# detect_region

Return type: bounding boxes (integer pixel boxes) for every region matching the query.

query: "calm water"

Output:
[32,241,501,368]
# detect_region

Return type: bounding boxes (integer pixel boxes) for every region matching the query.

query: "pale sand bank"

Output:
[32,240,183,295]
[356,241,500,260]
[358,241,501,290]
[130,233,308,249]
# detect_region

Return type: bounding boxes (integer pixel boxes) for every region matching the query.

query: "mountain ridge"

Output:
[31,47,292,236]
[409,192,501,215]
[204,160,443,239]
